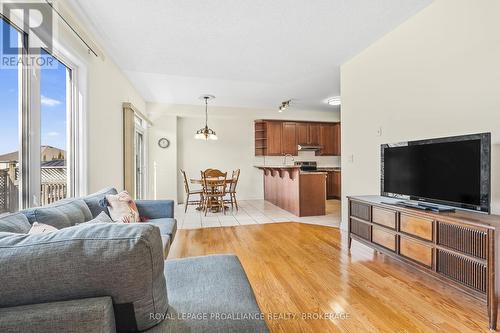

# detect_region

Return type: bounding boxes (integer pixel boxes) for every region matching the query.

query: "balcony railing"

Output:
[40,183,67,206]
[0,168,67,213]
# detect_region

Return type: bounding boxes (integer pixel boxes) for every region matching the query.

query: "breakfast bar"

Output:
[255,166,326,217]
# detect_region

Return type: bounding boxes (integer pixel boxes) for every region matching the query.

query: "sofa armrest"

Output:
[0,297,116,333]
[0,223,168,332]
[136,200,174,219]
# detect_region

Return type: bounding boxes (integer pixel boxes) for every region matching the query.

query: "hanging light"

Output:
[195,95,218,140]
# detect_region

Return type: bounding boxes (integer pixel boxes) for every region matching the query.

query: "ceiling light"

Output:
[279,100,291,112]
[195,95,218,141]
[327,97,341,106]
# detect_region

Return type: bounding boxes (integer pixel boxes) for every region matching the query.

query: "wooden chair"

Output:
[180,170,203,213]
[225,169,240,210]
[201,169,227,216]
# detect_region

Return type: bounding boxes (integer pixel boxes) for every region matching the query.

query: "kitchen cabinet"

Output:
[320,123,341,156]
[266,121,283,156]
[282,122,297,155]
[297,123,321,146]
[296,123,309,145]
[326,170,341,199]
[255,120,340,156]
[309,124,321,145]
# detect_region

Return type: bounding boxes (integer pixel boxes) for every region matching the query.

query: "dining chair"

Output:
[180,170,203,213]
[225,169,240,210]
[201,169,228,216]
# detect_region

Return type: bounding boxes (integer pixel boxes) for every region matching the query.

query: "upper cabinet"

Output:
[319,123,341,156]
[282,122,297,155]
[266,121,283,156]
[296,123,309,145]
[255,120,340,156]
[309,124,321,146]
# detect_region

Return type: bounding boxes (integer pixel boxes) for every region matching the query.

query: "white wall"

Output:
[340,0,500,229]
[147,103,340,202]
[57,2,147,193]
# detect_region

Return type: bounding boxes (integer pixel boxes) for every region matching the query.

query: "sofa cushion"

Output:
[22,199,93,229]
[28,222,59,234]
[82,211,114,225]
[0,297,116,333]
[0,213,31,234]
[157,254,269,333]
[147,218,177,239]
[82,187,118,218]
[0,223,168,332]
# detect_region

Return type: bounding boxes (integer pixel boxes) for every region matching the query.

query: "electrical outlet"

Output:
[376,126,383,137]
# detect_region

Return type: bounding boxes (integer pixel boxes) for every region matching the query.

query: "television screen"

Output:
[381,133,491,213]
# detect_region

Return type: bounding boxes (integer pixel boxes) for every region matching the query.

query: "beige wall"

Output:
[340,0,500,229]
[147,103,340,202]
[85,58,146,192]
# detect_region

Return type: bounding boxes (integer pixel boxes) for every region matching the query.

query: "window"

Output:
[0,16,79,211]
[0,18,21,213]
[39,50,71,205]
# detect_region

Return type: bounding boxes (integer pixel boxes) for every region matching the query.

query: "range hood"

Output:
[298,145,322,151]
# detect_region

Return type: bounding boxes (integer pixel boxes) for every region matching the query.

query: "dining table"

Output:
[190,177,237,212]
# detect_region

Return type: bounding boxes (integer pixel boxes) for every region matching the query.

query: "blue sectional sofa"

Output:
[0,188,268,333]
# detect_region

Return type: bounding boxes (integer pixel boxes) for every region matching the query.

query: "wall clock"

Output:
[158,138,170,149]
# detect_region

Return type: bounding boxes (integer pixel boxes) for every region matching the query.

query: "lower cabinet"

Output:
[326,171,341,199]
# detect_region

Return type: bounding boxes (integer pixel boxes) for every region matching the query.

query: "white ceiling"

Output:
[69,0,432,111]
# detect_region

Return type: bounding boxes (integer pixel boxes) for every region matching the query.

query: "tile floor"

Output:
[175,199,341,229]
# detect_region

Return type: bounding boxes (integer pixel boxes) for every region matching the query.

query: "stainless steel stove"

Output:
[294,161,317,172]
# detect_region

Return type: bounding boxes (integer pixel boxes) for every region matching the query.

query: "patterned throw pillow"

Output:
[82,211,114,224]
[28,222,58,234]
[105,191,140,223]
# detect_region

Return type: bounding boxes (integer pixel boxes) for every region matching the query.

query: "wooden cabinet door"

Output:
[282,122,297,155]
[333,171,341,198]
[266,121,282,155]
[320,124,335,155]
[296,123,309,145]
[309,124,321,145]
[326,171,341,199]
[333,123,341,156]
[326,172,334,199]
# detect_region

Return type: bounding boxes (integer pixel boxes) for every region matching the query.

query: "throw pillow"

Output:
[105,191,140,223]
[82,211,114,224]
[28,222,58,234]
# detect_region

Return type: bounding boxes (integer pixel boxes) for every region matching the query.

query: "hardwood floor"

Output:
[168,222,492,332]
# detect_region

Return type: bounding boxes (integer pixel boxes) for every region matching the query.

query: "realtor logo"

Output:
[1,1,53,54]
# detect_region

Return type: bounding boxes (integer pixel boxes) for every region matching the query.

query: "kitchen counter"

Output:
[317,167,341,171]
[255,166,326,217]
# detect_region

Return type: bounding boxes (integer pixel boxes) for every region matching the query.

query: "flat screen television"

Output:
[381,133,491,213]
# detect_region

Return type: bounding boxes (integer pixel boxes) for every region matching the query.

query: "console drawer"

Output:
[400,237,433,268]
[372,226,396,251]
[400,214,434,241]
[350,201,371,221]
[372,207,397,229]
[350,219,371,242]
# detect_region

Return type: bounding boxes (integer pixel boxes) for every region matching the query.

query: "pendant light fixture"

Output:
[195,95,218,140]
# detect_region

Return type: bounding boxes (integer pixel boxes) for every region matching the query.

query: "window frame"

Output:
[1,13,87,209]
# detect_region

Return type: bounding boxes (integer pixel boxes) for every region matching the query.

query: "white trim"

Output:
[48,31,90,197]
